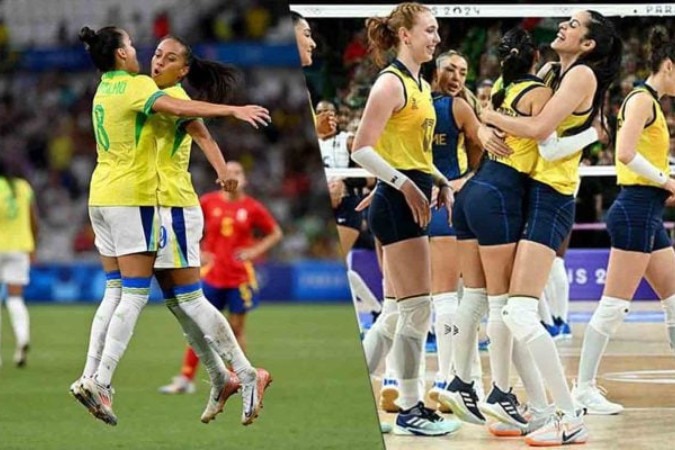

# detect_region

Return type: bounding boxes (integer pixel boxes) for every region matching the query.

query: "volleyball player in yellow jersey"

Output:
[0,160,38,368]
[146,35,272,426]
[481,10,622,446]
[350,2,462,436]
[69,25,270,426]
[574,26,675,416]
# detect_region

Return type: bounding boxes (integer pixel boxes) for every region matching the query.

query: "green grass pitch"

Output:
[0,303,384,450]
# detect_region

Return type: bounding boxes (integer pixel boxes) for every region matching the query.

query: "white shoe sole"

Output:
[479,401,528,428]
[438,391,485,425]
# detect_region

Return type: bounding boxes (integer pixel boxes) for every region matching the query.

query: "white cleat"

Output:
[158,375,196,394]
[572,381,623,415]
[525,410,588,446]
[240,368,272,426]
[201,371,241,423]
[80,377,118,426]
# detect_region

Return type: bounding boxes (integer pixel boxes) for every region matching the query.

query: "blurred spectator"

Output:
[476,79,493,111]
[153,10,171,41]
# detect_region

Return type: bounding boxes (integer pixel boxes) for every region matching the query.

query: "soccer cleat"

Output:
[489,403,555,437]
[69,377,97,417]
[524,410,588,446]
[438,376,486,425]
[240,368,272,426]
[572,381,623,415]
[380,378,401,413]
[14,344,29,367]
[158,375,196,394]
[479,384,528,427]
[428,379,452,413]
[200,370,241,423]
[393,402,461,436]
[80,377,118,426]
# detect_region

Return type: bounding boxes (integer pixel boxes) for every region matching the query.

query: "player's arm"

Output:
[152,96,271,128]
[481,65,597,141]
[29,194,39,261]
[453,96,509,168]
[186,120,236,191]
[237,210,283,261]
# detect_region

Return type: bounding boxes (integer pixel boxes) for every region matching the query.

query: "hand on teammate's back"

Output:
[477,124,512,158]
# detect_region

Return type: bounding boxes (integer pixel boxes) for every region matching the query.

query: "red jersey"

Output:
[200,192,278,288]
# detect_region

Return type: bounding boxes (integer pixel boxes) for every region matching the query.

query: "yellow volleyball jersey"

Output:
[0,178,35,252]
[374,60,436,173]
[88,71,166,206]
[152,84,200,207]
[489,76,545,174]
[531,64,592,194]
[616,85,670,186]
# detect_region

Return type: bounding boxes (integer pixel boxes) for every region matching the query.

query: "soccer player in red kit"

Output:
[160,161,283,394]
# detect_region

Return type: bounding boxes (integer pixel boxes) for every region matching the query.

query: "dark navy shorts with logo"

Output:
[522,179,576,251]
[334,193,362,231]
[605,185,671,253]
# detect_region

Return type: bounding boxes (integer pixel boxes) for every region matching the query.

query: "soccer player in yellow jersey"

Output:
[69,25,270,426]
[575,26,675,416]
[480,11,622,446]
[148,35,272,426]
[0,160,38,368]
[349,2,460,436]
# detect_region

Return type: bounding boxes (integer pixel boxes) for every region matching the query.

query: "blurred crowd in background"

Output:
[0,0,341,263]
[304,14,675,248]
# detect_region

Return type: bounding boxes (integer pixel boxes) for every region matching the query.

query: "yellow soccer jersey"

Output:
[0,178,35,252]
[375,60,436,174]
[616,85,670,187]
[489,76,545,174]
[531,65,592,195]
[88,71,166,206]
[152,84,200,207]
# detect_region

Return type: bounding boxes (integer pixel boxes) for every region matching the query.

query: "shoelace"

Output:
[422,406,443,422]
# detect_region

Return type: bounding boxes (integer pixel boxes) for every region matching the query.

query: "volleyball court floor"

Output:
[368,301,675,450]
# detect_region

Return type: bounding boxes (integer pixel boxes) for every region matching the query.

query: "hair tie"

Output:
[510,48,520,56]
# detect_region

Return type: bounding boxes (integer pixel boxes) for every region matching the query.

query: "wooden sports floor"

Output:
[373,301,675,450]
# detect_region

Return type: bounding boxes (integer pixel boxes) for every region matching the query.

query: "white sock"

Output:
[454,288,488,382]
[165,295,227,386]
[392,295,431,410]
[512,339,549,410]
[578,296,630,387]
[538,291,554,326]
[433,292,458,381]
[662,295,675,351]
[470,333,484,396]
[363,297,397,375]
[487,294,512,391]
[504,297,575,415]
[83,272,122,378]
[96,277,151,386]
[6,295,30,348]
[175,283,253,379]
[552,257,569,321]
[544,268,559,319]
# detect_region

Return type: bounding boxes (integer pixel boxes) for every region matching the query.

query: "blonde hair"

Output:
[365,2,431,67]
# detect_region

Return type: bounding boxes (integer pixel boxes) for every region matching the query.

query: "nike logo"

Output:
[562,428,583,443]
[245,388,255,418]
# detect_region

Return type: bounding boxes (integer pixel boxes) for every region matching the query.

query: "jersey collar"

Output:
[101,70,131,80]
[641,82,660,100]
[392,59,423,91]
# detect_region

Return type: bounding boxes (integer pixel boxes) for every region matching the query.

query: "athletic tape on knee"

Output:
[502,298,547,343]
[395,296,431,339]
[589,296,630,337]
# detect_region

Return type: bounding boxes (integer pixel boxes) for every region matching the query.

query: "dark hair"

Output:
[648,26,675,73]
[79,26,124,72]
[365,2,431,67]
[491,27,537,109]
[290,10,305,25]
[564,10,622,137]
[0,158,16,198]
[161,35,243,104]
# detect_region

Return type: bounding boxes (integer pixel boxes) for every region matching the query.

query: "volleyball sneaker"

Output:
[524,410,588,446]
[489,403,555,437]
[158,375,196,394]
[80,377,117,426]
[554,317,572,341]
[572,381,623,415]
[479,384,528,427]
[200,370,241,423]
[428,379,452,413]
[438,376,486,425]
[393,402,461,436]
[240,368,272,426]
[380,378,401,413]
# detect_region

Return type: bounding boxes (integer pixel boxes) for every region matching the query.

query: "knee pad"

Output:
[396,296,431,339]
[502,299,546,343]
[589,296,630,337]
[433,292,458,317]
[372,298,399,339]
[487,294,508,320]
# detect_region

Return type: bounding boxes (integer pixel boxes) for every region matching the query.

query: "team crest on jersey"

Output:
[411,96,419,110]
[236,208,248,222]
[212,207,222,217]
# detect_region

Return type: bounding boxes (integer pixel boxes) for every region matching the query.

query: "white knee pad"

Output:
[396,296,431,339]
[488,294,508,321]
[502,298,546,343]
[373,298,399,339]
[589,296,630,337]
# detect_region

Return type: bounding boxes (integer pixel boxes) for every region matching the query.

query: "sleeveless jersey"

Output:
[432,94,467,180]
[320,132,352,168]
